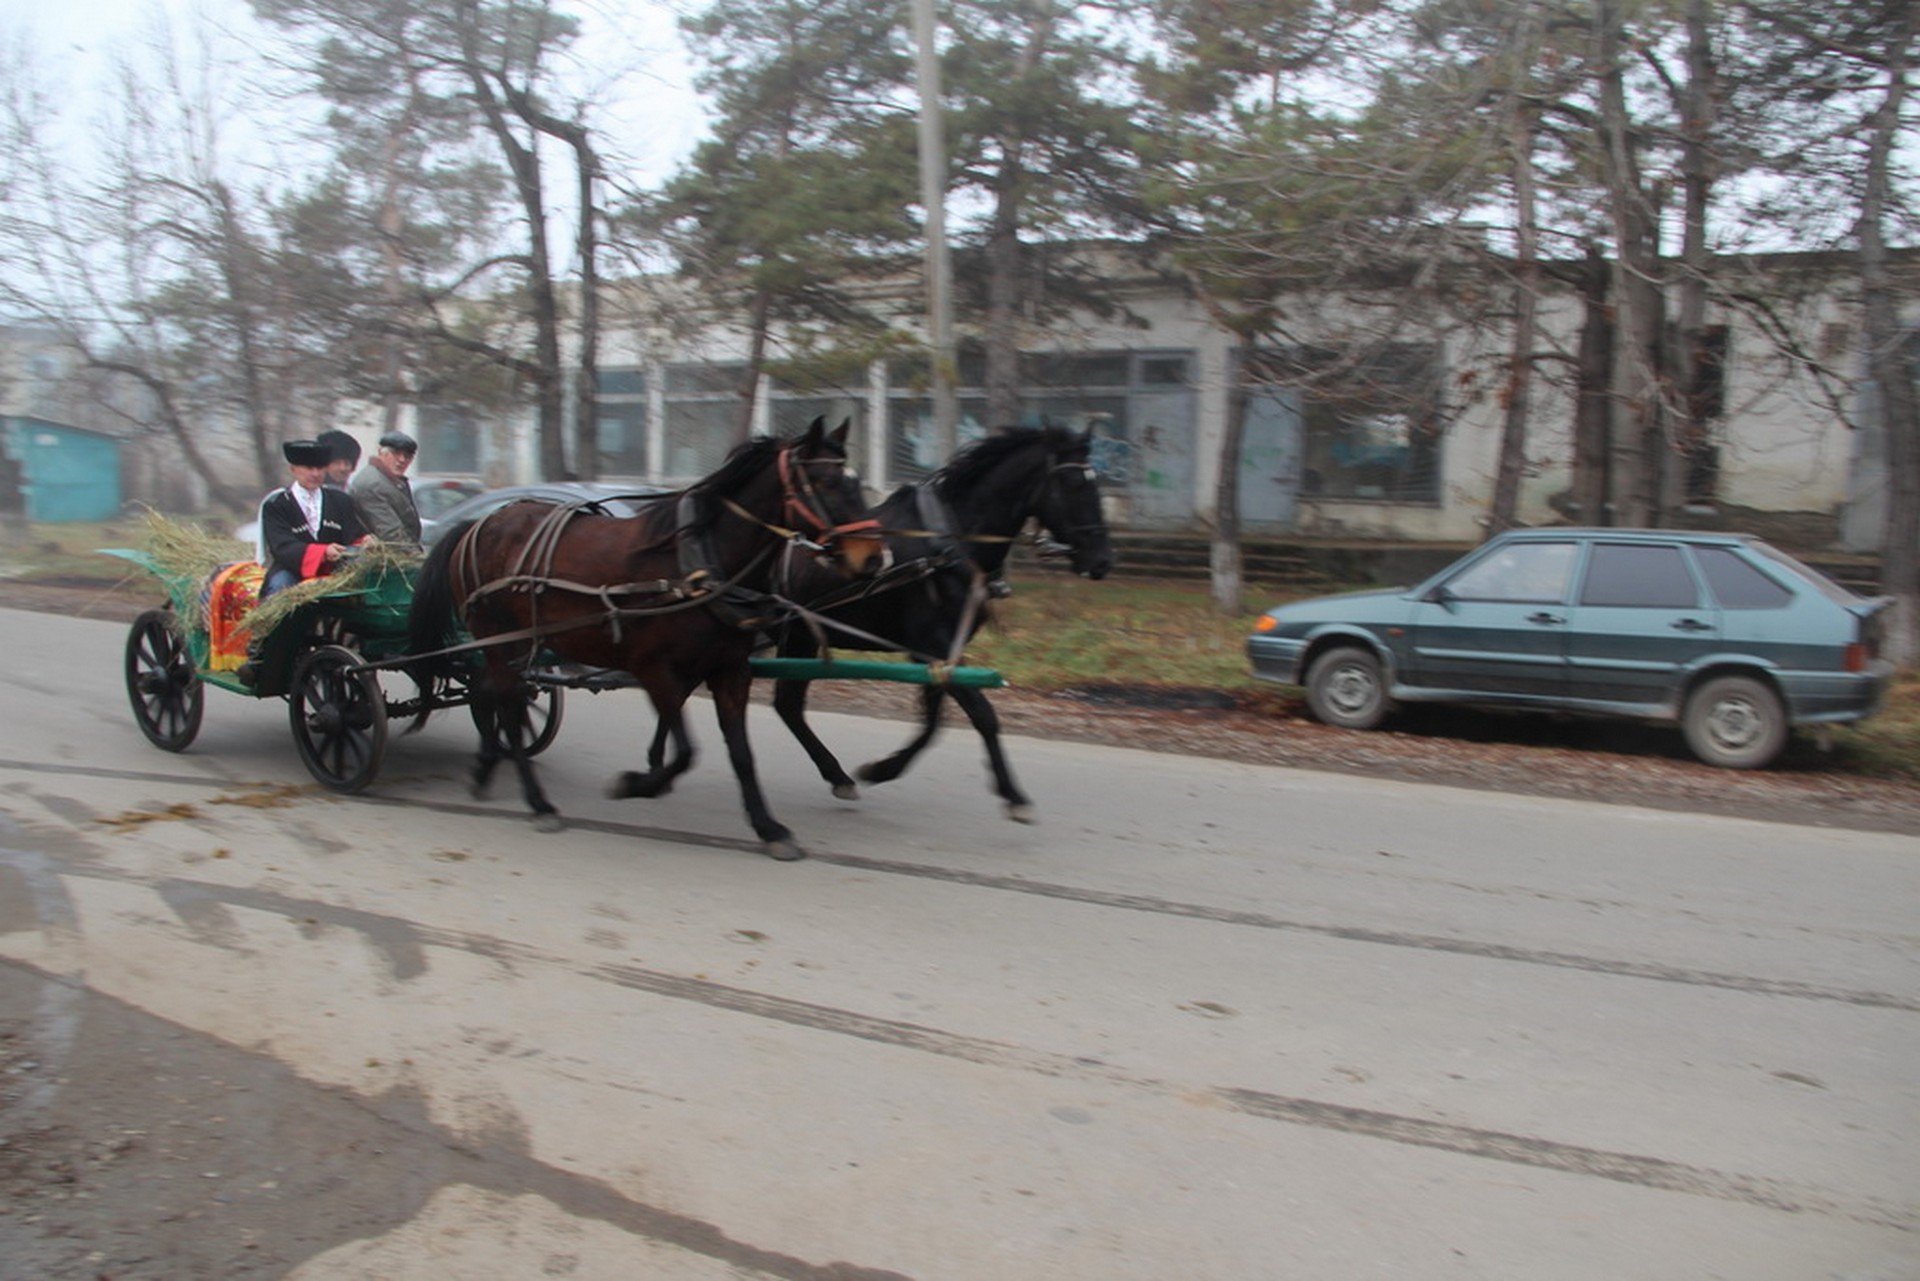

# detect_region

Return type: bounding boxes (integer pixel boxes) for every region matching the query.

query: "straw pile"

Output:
[129,509,422,635]
[133,510,252,631]
[241,541,423,634]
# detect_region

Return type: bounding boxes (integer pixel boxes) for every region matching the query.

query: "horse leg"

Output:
[467,694,503,799]
[482,661,563,832]
[645,716,670,772]
[609,688,695,799]
[710,666,801,861]
[856,683,947,788]
[773,676,859,800]
[949,686,1034,823]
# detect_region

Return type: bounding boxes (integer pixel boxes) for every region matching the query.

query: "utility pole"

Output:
[909,0,958,458]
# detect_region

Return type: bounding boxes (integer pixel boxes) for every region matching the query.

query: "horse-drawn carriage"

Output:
[112,420,1113,859]
[110,546,565,794]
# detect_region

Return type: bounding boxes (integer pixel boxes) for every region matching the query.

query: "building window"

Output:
[596,367,647,475]
[1275,344,1442,503]
[662,362,750,477]
[886,394,993,478]
[417,404,482,474]
[881,347,1188,485]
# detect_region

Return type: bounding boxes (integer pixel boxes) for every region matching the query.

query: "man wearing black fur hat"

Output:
[315,429,362,491]
[259,438,371,596]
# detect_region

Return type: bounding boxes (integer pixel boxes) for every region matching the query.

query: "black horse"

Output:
[407,418,882,860]
[715,424,1113,821]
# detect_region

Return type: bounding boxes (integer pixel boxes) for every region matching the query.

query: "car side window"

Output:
[1445,542,1577,603]
[1694,545,1794,609]
[1579,544,1698,608]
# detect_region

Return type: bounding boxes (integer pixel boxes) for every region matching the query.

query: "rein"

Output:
[452,441,865,651]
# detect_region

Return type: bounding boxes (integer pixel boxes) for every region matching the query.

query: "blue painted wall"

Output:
[3,417,123,522]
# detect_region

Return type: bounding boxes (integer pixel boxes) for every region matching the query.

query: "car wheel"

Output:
[1682,675,1787,770]
[1305,645,1390,731]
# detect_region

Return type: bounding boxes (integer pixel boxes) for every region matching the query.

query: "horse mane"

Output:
[692,434,785,498]
[620,434,787,545]
[933,426,1079,499]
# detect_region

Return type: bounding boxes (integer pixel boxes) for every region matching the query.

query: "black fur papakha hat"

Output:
[282,439,330,467]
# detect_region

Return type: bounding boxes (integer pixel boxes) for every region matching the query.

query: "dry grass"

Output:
[968,573,1301,690]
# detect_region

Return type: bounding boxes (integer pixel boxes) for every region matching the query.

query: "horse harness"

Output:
[446,444,877,656]
[777,448,1103,664]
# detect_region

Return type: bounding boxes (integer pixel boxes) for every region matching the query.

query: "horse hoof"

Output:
[832,783,859,801]
[532,812,566,834]
[854,761,897,786]
[1006,802,1036,825]
[608,771,667,799]
[764,839,806,862]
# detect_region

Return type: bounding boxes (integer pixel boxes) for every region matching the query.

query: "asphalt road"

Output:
[1,607,1916,1280]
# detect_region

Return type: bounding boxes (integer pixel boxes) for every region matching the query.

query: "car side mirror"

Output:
[1424,583,1454,605]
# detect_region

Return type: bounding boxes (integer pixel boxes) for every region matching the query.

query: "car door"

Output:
[1561,541,1721,710]
[1404,539,1579,698]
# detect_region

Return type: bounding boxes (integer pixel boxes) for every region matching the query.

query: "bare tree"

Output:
[0,17,319,509]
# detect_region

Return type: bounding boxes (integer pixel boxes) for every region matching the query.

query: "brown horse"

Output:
[407,419,882,859]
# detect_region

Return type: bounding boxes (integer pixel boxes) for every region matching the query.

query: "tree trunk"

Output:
[1595,0,1664,526]
[0,450,29,542]
[984,184,1024,431]
[98,361,250,509]
[571,129,602,481]
[458,7,566,481]
[1665,0,1718,522]
[1211,333,1255,616]
[1571,248,1614,524]
[513,95,604,482]
[1858,4,1918,664]
[1488,18,1543,539]
[735,289,772,444]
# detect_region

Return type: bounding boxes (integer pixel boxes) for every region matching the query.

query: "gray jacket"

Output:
[349,465,422,547]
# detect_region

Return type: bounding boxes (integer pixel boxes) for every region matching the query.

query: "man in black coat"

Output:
[260,438,370,596]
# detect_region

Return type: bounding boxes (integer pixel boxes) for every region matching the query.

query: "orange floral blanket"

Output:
[205,561,264,671]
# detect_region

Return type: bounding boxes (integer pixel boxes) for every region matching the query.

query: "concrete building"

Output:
[399,246,1913,552]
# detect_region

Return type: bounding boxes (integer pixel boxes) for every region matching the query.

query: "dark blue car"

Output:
[1247,528,1894,769]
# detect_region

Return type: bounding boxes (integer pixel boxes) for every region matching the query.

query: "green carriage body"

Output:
[103,547,417,696]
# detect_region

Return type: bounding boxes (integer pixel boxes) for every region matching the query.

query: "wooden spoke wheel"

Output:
[125,609,204,752]
[470,683,566,758]
[289,644,388,793]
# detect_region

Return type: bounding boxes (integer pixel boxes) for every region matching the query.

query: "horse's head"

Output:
[778,418,885,578]
[1031,429,1113,580]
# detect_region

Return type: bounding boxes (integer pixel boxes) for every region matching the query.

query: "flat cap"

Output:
[378,431,418,454]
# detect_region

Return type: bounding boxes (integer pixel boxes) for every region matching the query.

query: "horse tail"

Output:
[404,521,473,733]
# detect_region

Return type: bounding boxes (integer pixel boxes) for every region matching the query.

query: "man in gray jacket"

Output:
[349,431,424,548]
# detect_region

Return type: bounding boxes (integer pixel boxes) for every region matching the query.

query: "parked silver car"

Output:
[1247,528,1894,769]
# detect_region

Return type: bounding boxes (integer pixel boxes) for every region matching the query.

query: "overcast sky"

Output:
[9,0,710,189]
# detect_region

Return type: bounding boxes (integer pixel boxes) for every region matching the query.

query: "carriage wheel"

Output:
[289,644,388,793]
[125,609,205,752]
[470,683,566,758]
